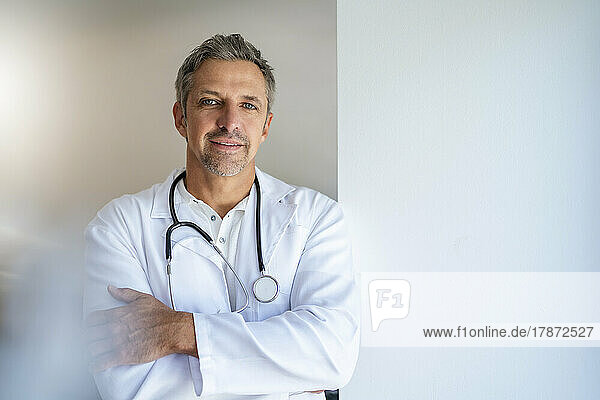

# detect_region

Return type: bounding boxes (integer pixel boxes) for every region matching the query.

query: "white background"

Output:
[338,1,599,398]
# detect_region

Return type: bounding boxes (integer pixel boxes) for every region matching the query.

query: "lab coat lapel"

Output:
[259,191,298,271]
[254,167,297,270]
[232,184,260,316]
[232,177,297,314]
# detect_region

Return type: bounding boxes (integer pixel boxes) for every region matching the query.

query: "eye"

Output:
[200,98,218,106]
[242,102,257,110]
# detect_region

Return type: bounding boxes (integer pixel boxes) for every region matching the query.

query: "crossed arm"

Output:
[84,199,359,398]
[86,285,326,397]
[86,285,197,372]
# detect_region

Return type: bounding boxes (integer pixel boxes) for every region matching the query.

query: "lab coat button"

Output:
[211,215,216,221]
[219,237,226,244]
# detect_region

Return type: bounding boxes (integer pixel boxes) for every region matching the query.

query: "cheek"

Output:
[187,121,211,142]
[249,132,266,148]
[243,123,264,143]
[188,113,216,132]
[188,130,206,146]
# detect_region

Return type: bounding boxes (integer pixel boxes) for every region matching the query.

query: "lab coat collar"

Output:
[150,166,296,219]
[150,166,298,276]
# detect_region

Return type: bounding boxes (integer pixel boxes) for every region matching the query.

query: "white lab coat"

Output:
[83,167,360,400]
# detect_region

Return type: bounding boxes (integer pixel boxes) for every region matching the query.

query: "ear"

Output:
[260,112,273,144]
[173,101,188,140]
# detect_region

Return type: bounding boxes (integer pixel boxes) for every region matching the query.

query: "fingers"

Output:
[87,327,131,372]
[89,337,115,358]
[85,290,169,372]
[86,321,129,342]
[92,351,117,373]
[88,329,158,373]
[86,307,129,327]
[91,347,132,373]
[107,285,148,303]
[86,310,109,327]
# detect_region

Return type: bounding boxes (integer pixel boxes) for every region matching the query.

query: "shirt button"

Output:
[211,215,216,221]
[219,237,226,244]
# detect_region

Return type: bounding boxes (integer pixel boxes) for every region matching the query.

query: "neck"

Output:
[184,159,255,219]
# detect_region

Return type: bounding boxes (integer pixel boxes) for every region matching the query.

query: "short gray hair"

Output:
[175,33,276,118]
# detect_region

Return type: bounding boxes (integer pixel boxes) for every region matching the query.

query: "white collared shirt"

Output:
[176,179,249,311]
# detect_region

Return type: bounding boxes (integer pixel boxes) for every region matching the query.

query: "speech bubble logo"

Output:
[369,279,411,331]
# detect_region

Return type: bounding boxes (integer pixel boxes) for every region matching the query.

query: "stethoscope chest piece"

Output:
[252,274,279,303]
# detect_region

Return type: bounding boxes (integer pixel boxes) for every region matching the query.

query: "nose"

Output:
[216,103,242,133]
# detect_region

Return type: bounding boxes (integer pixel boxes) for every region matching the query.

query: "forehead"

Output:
[190,59,267,98]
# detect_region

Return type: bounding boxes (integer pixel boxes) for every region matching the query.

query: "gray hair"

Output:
[175,33,276,118]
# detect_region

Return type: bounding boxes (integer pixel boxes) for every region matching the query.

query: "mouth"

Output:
[209,139,245,151]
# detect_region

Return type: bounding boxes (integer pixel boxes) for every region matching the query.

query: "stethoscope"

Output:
[165,170,279,312]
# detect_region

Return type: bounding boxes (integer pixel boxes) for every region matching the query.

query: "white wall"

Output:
[338,0,599,398]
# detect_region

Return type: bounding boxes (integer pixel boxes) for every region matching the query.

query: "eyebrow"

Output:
[241,95,263,106]
[197,89,264,108]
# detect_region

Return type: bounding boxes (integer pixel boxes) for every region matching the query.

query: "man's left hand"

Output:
[86,286,196,372]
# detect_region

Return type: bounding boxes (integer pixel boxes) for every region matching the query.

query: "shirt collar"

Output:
[176,176,250,218]
[150,166,295,219]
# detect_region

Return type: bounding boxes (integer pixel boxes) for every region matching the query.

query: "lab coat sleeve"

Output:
[83,214,194,400]
[192,198,360,396]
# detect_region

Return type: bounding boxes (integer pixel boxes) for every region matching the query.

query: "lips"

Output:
[209,137,244,146]
[210,140,243,146]
[208,139,245,152]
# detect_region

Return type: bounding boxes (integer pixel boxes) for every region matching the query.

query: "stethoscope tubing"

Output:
[164,170,274,313]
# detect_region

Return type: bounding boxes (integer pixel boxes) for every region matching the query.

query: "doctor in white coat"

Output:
[84,33,359,400]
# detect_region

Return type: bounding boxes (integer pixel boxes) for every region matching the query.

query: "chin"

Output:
[205,162,249,177]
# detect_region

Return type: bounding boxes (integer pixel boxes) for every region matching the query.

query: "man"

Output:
[84,33,359,399]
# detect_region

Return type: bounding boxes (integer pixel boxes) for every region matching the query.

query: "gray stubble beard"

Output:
[201,145,250,177]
